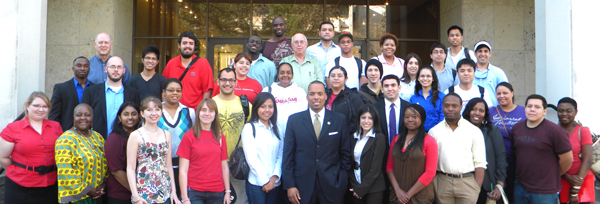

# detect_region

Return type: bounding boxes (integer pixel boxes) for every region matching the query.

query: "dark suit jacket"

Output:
[374,98,410,144]
[82,83,140,138]
[49,78,94,131]
[349,132,387,197]
[283,109,352,204]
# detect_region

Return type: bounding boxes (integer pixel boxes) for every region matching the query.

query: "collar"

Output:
[417,89,433,96]
[255,120,273,129]
[291,55,312,64]
[104,81,124,93]
[443,117,466,128]
[93,55,113,63]
[378,53,400,65]
[73,77,90,87]
[316,41,338,48]
[384,98,401,109]
[309,107,325,119]
[257,53,268,62]
[353,129,376,139]
[20,116,51,129]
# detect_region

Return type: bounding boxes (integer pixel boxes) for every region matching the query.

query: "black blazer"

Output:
[349,132,387,197]
[49,78,94,131]
[82,83,140,138]
[374,98,410,144]
[282,109,352,204]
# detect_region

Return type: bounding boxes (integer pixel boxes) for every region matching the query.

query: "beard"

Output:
[108,74,122,83]
[180,48,194,59]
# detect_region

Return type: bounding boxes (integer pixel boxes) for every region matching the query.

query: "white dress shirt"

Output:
[353,129,376,184]
[428,117,487,174]
[384,98,401,143]
[241,121,284,186]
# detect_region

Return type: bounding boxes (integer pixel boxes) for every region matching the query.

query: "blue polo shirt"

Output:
[73,77,91,103]
[88,55,131,85]
[306,41,341,76]
[410,89,446,131]
[105,82,124,137]
[247,54,277,88]
[472,63,508,107]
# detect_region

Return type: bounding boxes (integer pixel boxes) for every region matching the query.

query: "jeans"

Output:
[514,180,559,204]
[245,180,280,204]
[188,189,224,204]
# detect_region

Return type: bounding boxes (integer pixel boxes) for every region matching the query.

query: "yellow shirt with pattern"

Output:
[213,95,252,157]
[55,130,108,203]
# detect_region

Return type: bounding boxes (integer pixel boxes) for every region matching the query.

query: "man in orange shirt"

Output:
[162,31,214,109]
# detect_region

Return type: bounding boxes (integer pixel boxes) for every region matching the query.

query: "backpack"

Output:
[240,95,249,123]
[448,85,485,99]
[334,56,363,82]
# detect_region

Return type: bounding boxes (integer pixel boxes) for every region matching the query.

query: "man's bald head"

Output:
[107,56,124,67]
[291,33,308,56]
[94,33,113,57]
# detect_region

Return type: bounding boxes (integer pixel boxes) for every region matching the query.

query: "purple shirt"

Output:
[489,105,525,163]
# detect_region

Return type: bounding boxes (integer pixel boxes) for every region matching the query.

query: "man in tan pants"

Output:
[429,93,487,203]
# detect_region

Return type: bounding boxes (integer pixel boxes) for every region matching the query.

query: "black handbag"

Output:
[228,123,256,180]
[229,182,237,204]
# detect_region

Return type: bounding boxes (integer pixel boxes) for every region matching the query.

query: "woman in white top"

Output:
[348,104,387,204]
[262,62,308,136]
[400,53,421,101]
[241,92,283,204]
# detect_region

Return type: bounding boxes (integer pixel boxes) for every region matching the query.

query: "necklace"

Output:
[75,128,90,137]
[143,126,159,132]
[74,128,96,149]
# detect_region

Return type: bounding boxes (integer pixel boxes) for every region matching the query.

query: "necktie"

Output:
[389,103,396,144]
[314,113,321,139]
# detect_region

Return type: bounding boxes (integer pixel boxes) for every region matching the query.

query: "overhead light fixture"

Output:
[194,15,197,18]
[178,0,183,2]
[189,10,193,14]
[185,5,188,8]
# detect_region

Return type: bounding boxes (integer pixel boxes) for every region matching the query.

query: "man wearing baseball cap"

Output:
[472,40,509,107]
[324,31,367,89]
[306,22,342,76]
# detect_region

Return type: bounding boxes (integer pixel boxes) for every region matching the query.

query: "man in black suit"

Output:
[373,74,409,204]
[283,81,352,204]
[49,56,93,131]
[82,56,140,138]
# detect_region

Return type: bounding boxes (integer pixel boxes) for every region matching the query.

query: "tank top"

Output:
[135,129,171,203]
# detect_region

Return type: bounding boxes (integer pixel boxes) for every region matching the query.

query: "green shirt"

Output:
[280,55,324,93]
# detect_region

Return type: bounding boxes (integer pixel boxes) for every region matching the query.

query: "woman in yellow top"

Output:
[55,103,108,203]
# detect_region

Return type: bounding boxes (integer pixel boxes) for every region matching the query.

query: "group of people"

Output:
[0,15,594,204]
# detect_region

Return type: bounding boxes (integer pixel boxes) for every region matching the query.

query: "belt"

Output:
[437,171,474,178]
[12,161,56,175]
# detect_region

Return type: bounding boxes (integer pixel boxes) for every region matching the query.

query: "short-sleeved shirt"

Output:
[212,95,252,157]
[432,63,459,93]
[128,73,167,101]
[177,130,228,192]
[280,55,324,93]
[445,46,476,71]
[472,63,508,107]
[105,132,131,200]
[88,55,132,85]
[211,77,263,104]
[445,84,494,113]
[324,56,366,89]
[373,54,405,79]
[0,118,63,187]
[162,55,214,109]
[489,105,526,163]
[247,54,277,88]
[511,119,571,194]
[262,39,294,65]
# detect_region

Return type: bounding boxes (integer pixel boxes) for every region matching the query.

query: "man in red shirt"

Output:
[163,31,214,109]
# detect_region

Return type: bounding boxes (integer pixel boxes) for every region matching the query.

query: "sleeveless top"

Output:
[135,129,171,203]
[390,145,435,204]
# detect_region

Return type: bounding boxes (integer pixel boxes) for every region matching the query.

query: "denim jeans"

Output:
[188,189,224,204]
[245,180,281,204]
[514,180,559,204]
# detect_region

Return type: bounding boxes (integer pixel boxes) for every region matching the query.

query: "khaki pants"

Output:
[433,173,480,204]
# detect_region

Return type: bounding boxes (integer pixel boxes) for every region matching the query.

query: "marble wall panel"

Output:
[494,5,524,50]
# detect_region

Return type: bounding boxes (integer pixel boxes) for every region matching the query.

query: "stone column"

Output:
[0,0,48,128]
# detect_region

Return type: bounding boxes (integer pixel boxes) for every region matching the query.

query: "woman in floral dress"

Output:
[126,96,181,204]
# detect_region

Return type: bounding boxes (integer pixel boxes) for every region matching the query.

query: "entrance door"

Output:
[206,37,247,80]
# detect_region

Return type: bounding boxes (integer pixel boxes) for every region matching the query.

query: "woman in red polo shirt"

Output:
[178,98,231,204]
[211,53,263,104]
[0,92,63,204]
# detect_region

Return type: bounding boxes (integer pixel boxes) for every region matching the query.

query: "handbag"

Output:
[228,123,256,180]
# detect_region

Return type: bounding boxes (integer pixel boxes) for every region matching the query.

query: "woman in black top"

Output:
[326,66,366,134]
[463,98,508,204]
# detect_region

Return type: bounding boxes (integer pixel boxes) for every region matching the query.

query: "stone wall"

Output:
[45,0,133,96]
[440,0,535,106]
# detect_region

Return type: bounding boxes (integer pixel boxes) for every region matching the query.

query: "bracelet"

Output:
[181,198,190,203]
[571,193,579,197]
[133,197,142,203]
[572,185,581,190]
[225,190,231,193]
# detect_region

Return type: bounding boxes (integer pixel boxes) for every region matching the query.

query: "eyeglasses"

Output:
[32,104,49,109]
[219,78,236,83]
[432,50,445,55]
[144,57,158,61]
[107,65,124,70]
[165,89,182,93]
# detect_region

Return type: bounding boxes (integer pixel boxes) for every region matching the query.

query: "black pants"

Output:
[173,157,181,198]
[349,191,384,204]
[308,176,336,204]
[4,176,58,204]
[107,197,131,204]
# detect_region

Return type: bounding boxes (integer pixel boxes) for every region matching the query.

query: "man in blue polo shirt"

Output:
[471,41,508,107]
[88,32,132,85]
[306,22,341,77]
[246,35,277,88]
